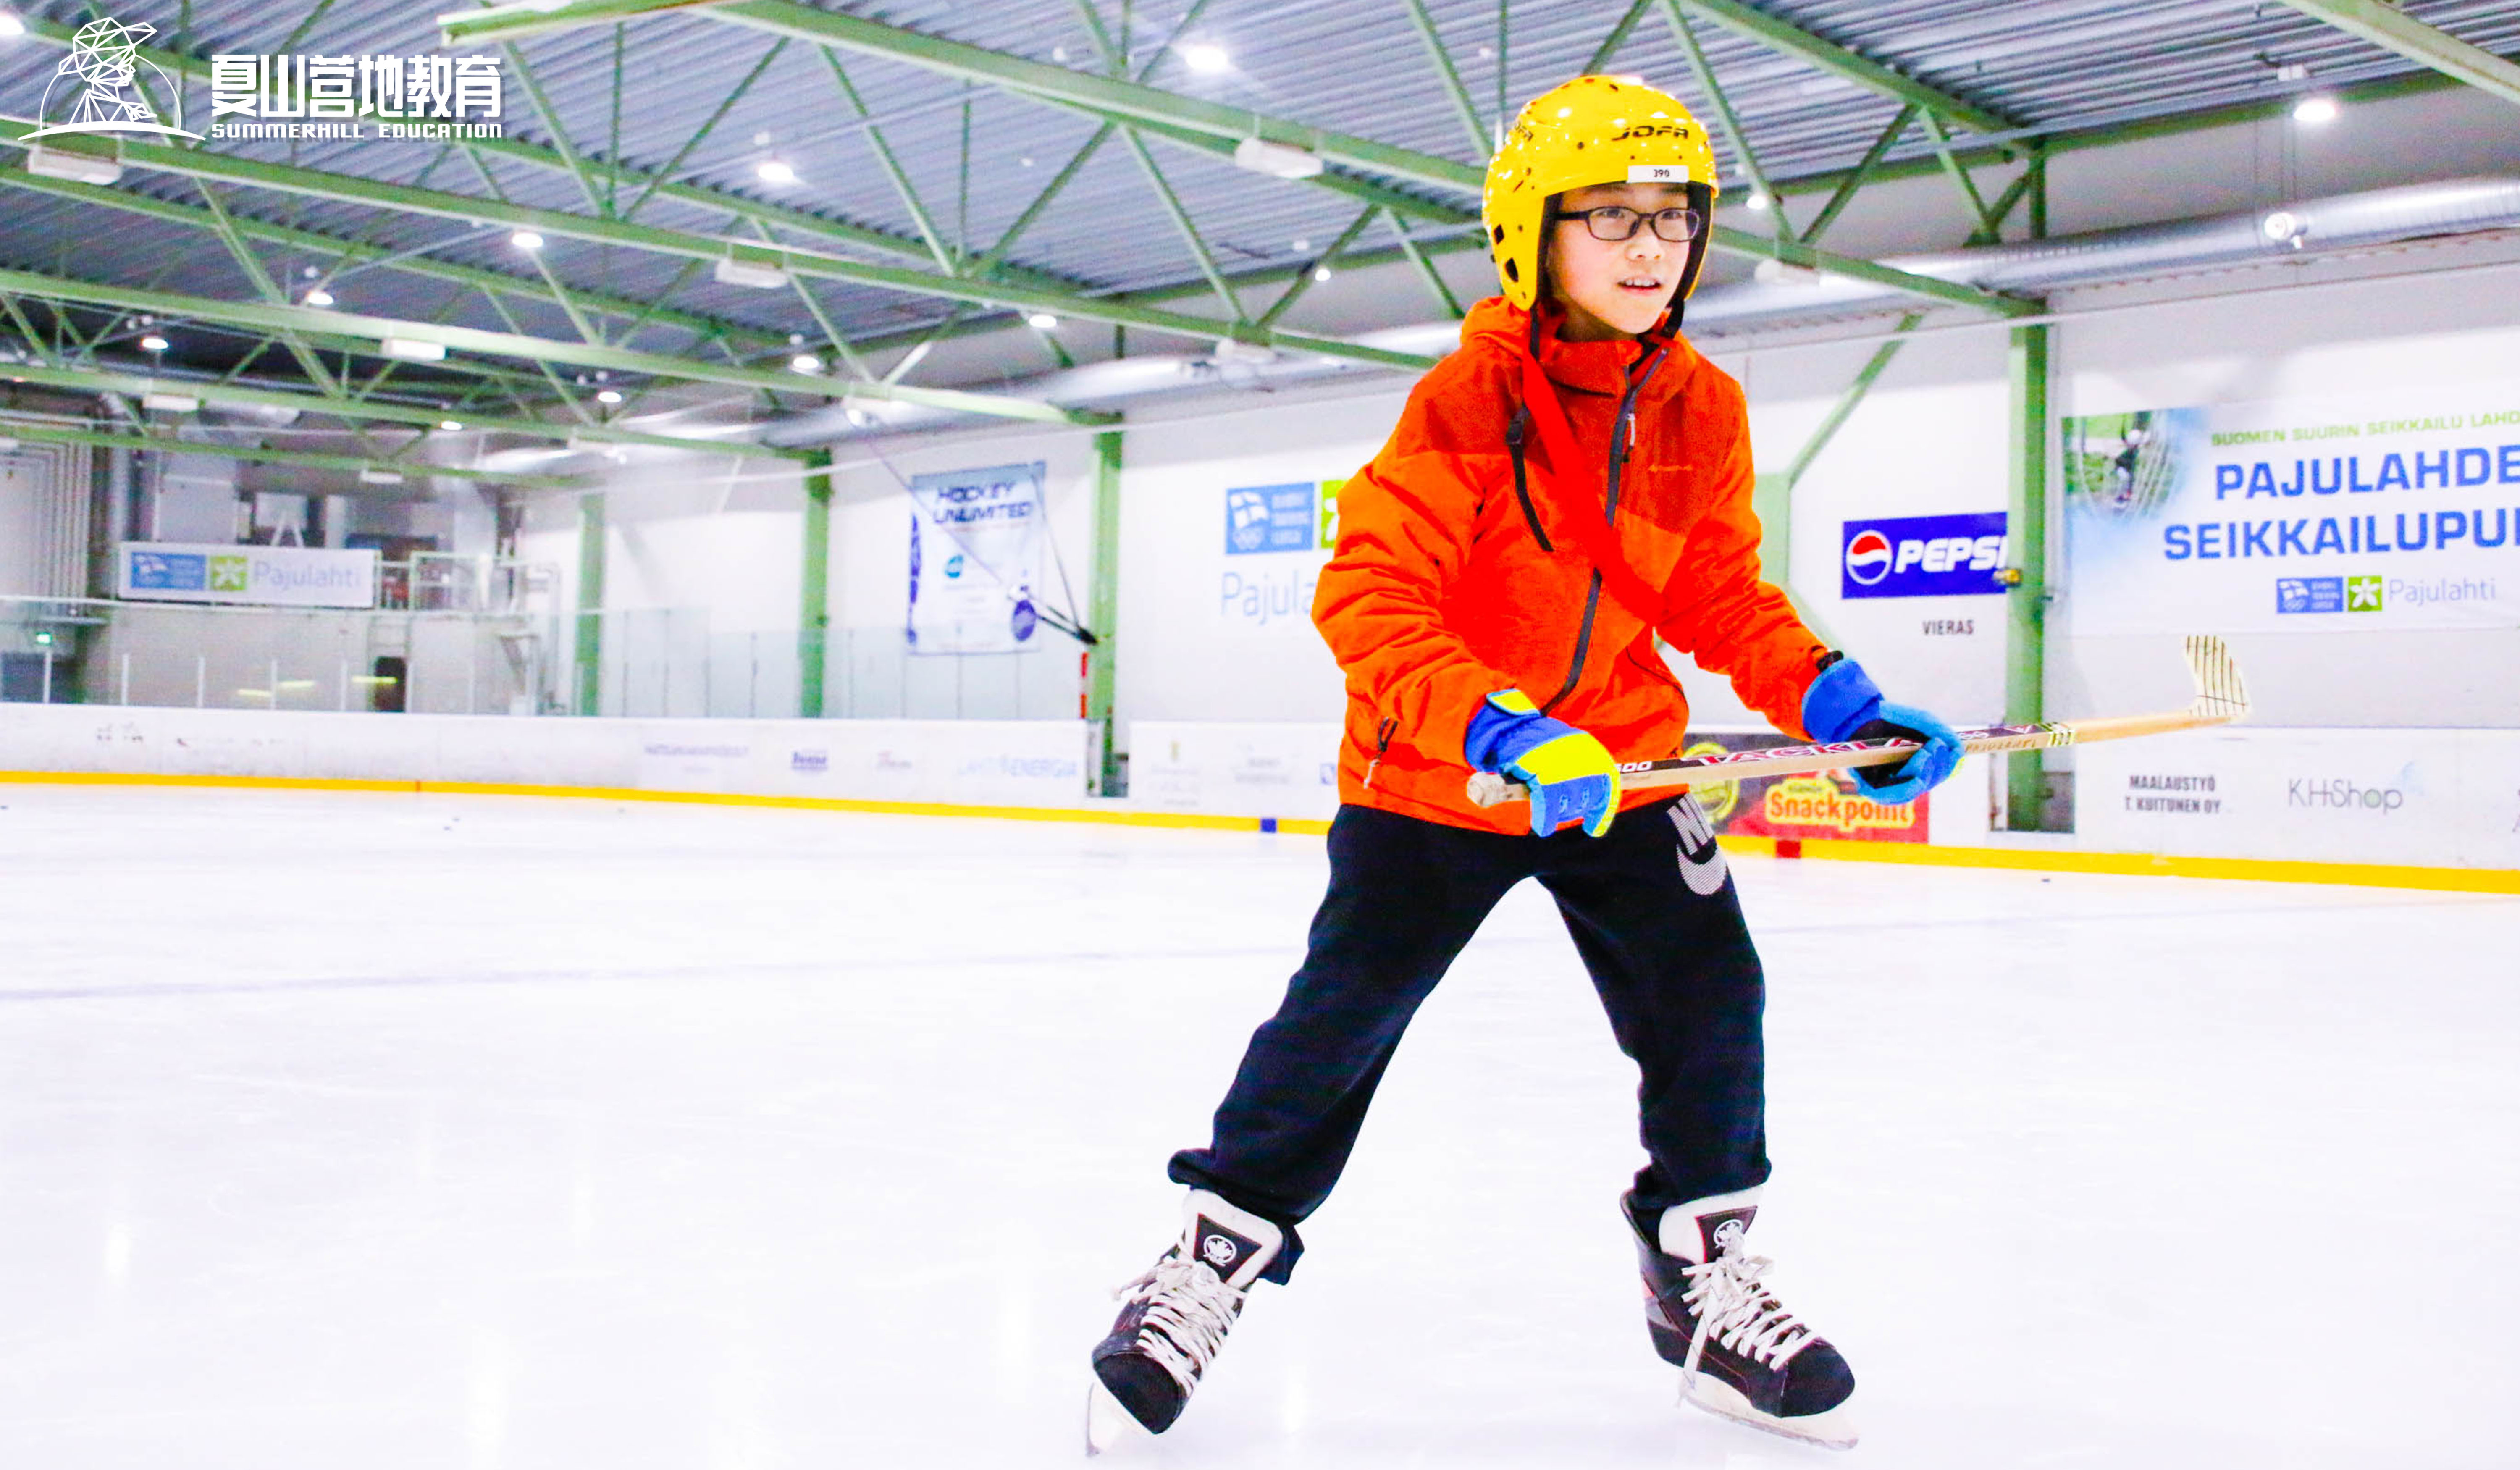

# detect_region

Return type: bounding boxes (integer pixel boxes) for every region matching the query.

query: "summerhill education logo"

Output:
[209,47,507,141]
[24,13,504,146]
[25,18,204,144]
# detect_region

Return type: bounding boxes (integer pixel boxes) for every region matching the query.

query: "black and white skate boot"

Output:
[1624,1187,1859,1449]
[1086,1189,1284,1454]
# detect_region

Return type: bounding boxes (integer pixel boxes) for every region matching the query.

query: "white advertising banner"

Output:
[118,541,378,608]
[906,461,1045,654]
[1130,721,1340,819]
[2062,393,2520,635]
[1217,475,1342,633]
[732,719,1089,806]
[2076,725,2520,870]
[0,705,1090,807]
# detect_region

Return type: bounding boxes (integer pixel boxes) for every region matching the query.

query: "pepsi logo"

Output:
[1844,529,1892,586]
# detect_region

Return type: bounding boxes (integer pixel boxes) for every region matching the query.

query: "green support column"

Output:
[799,451,833,718]
[1751,317,1920,648]
[2004,322,2052,829]
[1087,428,1124,795]
[1751,470,1793,583]
[574,493,606,716]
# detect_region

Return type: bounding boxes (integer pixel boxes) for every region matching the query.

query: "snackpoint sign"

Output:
[118,542,378,608]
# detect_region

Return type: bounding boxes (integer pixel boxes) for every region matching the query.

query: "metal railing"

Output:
[3,598,1084,722]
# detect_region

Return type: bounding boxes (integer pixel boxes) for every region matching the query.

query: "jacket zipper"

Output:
[1362,716,1398,787]
[1536,349,1667,717]
[1505,409,1553,552]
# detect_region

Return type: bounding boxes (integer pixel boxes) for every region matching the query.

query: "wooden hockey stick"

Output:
[1465,634,2250,809]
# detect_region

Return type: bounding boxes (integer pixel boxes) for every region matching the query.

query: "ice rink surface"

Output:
[1,784,2513,1469]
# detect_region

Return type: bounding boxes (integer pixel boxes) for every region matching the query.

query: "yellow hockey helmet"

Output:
[1482,75,1722,313]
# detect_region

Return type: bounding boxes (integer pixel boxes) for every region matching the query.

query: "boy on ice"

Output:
[1089,76,1961,1453]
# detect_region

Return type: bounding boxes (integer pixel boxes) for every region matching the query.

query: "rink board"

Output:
[3,704,2515,884]
[0,704,1091,808]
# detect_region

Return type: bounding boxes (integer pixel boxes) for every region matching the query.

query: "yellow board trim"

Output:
[3,769,2511,891]
[0,769,1337,837]
[1717,832,2520,896]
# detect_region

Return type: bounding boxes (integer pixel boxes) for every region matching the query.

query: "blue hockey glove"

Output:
[1801,657,1963,807]
[1465,690,1622,837]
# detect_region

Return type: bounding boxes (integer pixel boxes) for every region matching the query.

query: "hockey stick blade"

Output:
[1465,635,2249,808]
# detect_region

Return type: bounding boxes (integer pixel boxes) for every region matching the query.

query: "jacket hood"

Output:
[1460,295,1694,399]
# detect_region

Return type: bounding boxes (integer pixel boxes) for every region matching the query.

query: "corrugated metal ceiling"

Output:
[1,0,2513,393]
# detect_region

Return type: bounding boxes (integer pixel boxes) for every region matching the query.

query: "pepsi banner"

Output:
[1840,513,2009,599]
[2063,391,2520,634]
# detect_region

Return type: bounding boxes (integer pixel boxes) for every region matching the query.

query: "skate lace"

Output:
[1679,1244,1816,1386]
[1112,1252,1244,1396]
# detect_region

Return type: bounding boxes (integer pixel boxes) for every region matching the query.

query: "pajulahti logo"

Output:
[25,18,204,144]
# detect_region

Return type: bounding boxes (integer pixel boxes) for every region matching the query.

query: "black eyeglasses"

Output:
[1547,205,1706,244]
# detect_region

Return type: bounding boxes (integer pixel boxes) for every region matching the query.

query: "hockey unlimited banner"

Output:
[2062,391,2520,635]
[117,541,377,608]
[905,461,1044,654]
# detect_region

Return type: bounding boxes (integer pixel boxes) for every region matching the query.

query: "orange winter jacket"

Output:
[1313,295,1827,834]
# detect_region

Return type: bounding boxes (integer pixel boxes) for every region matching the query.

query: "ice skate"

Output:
[1085,1189,1283,1454]
[1625,1187,1859,1450]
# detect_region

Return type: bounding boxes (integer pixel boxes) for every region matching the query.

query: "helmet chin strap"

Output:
[1648,182,1718,342]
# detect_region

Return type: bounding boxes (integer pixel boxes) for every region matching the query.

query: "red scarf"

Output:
[1512,306,1676,629]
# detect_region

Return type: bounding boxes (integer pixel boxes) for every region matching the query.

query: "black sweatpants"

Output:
[1168,794,1770,1283]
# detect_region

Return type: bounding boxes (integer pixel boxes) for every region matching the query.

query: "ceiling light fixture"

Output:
[141,392,199,413]
[596,388,624,404]
[511,229,545,251]
[1744,190,1772,212]
[790,353,822,374]
[357,468,406,485]
[140,334,170,352]
[1233,137,1323,180]
[439,420,465,431]
[756,158,798,185]
[1026,312,1060,331]
[0,13,26,38]
[1179,42,1230,73]
[24,146,122,185]
[2292,94,2338,125]
[713,257,790,289]
[302,288,335,307]
[380,338,446,362]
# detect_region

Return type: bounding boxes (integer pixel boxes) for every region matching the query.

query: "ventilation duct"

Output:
[762,177,2520,448]
[760,321,1464,449]
[1685,176,2520,331]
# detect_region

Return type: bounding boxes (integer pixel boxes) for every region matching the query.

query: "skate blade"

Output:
[1085,1379,1155,1458]
[1681,1376,1859,1451]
